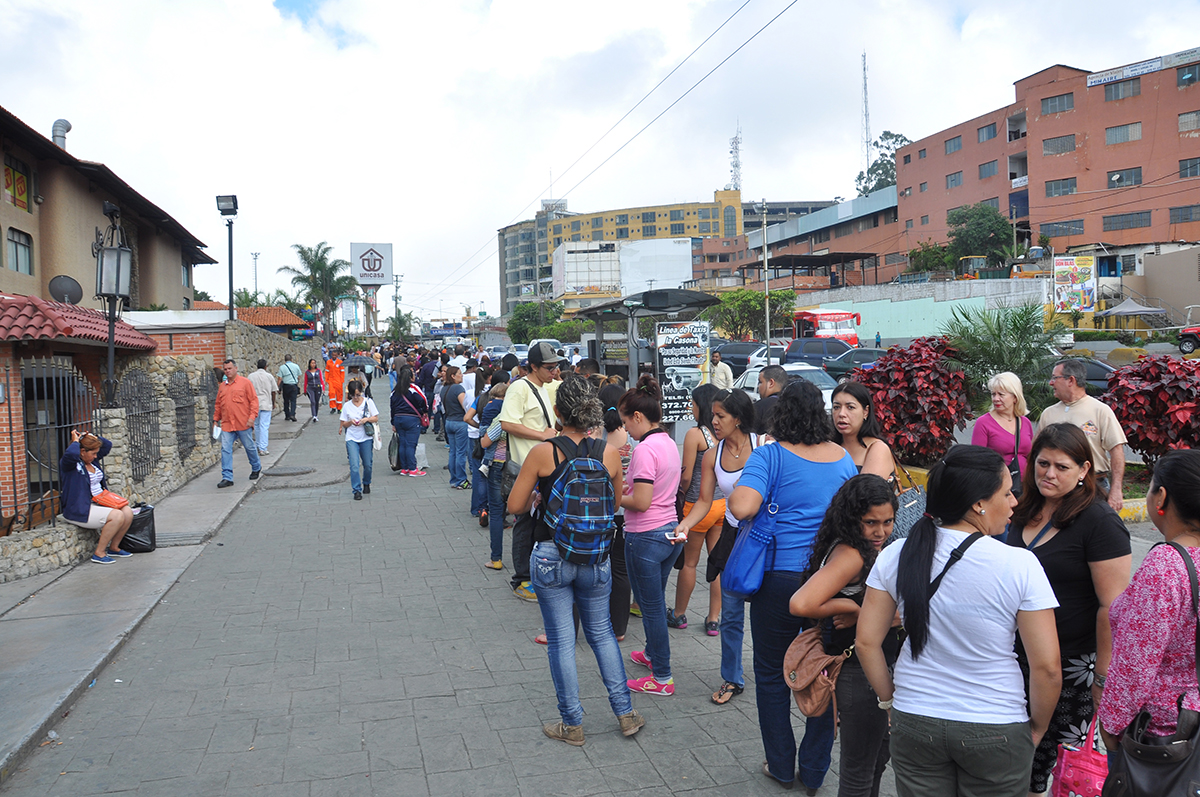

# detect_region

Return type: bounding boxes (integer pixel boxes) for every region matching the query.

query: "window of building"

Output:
[835,222,853,238]
[946,171,964,189]
[642,225,656,236]
[669,209,683,221]
[570,220,581,232]
[945,135,962,154]
[1108,167,1142,187]
[181,264,191,287]
[3,156,31,212]
[1046,178,1077,197]
[1103,211,1152,231]
[918,148,926,159]
[920,215,929,226]
[1122,254,1137,274]
[978,123,997,143]
[697,208,711,220]
[724,205,735,235]
[982,197,1000,210]
[884,208,898,224]
[1170,205,1200,224]
[698,222,710,233]
[553,236,561,246]
[570,234,581,242]
[616,214,628,225]
[1179,65,1199,87]
[1183,158,1200,178]
[1042,92,1074,114]
[1105,78,1141,101]
[616,227,629,239]
[1041,219,1084,237]
[182,297,191,310]
[979,160,998,179]
[905,219,914,229]
[1106,122,1142,145]
[553,224,562,235]
[903,154,911,164]
[814,228,831,243]
[711,221,720,234]
[591,230,604,241]
[1042,134,1076,156]
[7,228,32,274]
[641,212,656,223]
[919,182,927,193]
[1181,111,1200,132]
[591,216,603,228]
[670,223,684,235]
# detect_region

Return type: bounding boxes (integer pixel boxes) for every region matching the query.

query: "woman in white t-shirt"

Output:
[339,379,379,501]
[856,445,1062,797]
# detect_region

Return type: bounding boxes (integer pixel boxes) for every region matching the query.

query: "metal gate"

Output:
[117,368,160,482]
[167,370,195,460]
[15,357,103,530]
[200,368,219,444]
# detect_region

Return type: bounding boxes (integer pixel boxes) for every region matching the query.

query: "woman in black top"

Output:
[390,364,429,476]
[442,366,470,489]
[1006,422,1131,795]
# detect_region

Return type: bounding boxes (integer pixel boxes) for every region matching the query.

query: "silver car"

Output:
[733,363,838,413]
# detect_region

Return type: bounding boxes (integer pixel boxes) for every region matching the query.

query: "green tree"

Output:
[192,289,213,302]
[385,310,419,341]
[855,131,911,196]
[277,242,358,337]
[940,303,1063,415]
[906,240,954,273]
[260,288,305,316]
[946,203,1014,266]
[508,300,563,344]
[702,289,796,341]
[233,288,263,307]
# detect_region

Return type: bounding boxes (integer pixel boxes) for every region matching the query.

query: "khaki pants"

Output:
[890,709,1034,797]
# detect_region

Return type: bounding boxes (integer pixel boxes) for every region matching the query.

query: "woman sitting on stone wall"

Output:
[59,430,135,565]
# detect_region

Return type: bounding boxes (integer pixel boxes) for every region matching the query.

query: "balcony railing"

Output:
[682,276,746,291]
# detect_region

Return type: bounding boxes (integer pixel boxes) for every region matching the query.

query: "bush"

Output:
[850,337,973,467]
[1102,355,1200,471]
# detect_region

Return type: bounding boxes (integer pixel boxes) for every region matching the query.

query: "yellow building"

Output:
[499,189,742,314]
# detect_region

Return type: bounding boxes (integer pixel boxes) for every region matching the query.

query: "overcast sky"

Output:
[2,0,1196,324]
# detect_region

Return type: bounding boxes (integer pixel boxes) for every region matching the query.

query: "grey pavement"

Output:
[0,405,1167,796]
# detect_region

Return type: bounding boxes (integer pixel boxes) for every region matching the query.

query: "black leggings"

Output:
[306,388,321,418]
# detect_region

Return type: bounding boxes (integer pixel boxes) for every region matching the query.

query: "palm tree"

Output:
[233,288,263,308]
[277,242,358,335]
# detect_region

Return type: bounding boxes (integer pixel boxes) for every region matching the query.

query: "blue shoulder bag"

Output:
[722,444,781,600]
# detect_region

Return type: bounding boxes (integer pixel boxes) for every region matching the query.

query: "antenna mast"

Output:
[861,51,871,174]
[728,123,742,191]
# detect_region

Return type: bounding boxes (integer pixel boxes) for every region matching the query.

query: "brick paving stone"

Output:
[1,420,894,797]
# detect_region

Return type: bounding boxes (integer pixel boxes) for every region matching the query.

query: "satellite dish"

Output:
[48,275,84,305]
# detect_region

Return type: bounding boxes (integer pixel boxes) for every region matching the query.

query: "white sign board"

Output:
[350,243,393,286]
[340,297,359,326]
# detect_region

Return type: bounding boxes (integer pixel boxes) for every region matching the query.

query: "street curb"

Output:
[1119,498,1147,524]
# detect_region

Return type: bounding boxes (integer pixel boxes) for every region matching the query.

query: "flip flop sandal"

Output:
[712,681,744,705]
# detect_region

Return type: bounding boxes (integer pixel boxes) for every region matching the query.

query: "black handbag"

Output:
[1009,417,1024,499]
[1102,541,1200,797]
[388,432,401,471]
[119,504,156,553]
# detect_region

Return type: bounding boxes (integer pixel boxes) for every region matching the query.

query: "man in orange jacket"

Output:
[325,350,345,414]
[213,359,262,487]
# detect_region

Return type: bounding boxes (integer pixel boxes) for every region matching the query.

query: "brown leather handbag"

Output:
[783,625,852,718]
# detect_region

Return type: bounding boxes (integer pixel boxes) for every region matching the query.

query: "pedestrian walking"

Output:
[390,364,428,477]
[506,373,644,746]
[248,358,277,456]
[325,350,345,414]
[276,354,302,422]
[59,430,135,565]
[340,380,378,500]
[213,359,262,488]
[441,366,471,489]
[304,359,324,422]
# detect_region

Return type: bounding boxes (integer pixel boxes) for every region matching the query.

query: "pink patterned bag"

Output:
[1051,713,1107,797]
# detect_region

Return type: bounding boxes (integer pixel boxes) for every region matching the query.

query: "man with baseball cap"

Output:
[498,342,564,602]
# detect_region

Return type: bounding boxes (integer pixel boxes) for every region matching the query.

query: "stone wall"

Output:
[0,523,98,583]
[224,320,323,373]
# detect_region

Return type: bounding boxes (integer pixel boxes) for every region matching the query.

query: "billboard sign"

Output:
[656,321,711,423]
[1053,256,1096,312]
[350,243,393,286]
[340,297,359,326]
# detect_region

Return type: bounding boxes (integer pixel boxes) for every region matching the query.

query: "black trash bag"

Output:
[388,432,401,471]
[120,504,156,553]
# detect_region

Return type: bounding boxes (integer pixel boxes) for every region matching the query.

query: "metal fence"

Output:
[167,370,196,460]
[200,368,219,444]
[10,358,103,532]
[117,368,160,482]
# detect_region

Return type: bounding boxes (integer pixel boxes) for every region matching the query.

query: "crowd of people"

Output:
[100,339,1194,796]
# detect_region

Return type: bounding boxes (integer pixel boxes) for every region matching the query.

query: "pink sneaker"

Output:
[398,469,412,476]
[627,675,673,695]
[408,469,427,477]
[629,650,653,671]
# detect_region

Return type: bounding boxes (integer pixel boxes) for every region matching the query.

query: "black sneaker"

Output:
[353,491,363,500]
[217,479,234,488]
[249,470,261,480]
[362,485,371,495]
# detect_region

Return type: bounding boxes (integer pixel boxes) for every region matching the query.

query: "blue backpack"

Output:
[541,437,617,564]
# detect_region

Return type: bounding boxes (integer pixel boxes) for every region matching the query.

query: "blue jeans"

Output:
[751,570,835,788]
[721,588,746,687]
[530,540,633,726]
[488,462,505,561]
[254,409,272,451]
[346,438,373,493]
[220,428,262,481]
[392,415,421,471]
[445,420,470,485]
[470,442,488,514]
[625,525,682,681]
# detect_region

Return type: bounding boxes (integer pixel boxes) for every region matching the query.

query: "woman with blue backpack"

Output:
[507,373,645,746]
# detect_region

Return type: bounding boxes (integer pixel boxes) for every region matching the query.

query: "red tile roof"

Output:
[235,306,308,328]
[192,300,228,310]
[0,294,157,351]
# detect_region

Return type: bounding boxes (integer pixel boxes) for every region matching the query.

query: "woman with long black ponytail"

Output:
[856,445,1062,797]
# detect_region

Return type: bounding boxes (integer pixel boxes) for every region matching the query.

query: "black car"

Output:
[784,337,855,367]
[716,342,763,378]
[821,347,887,380]
[1043,356,1118,395]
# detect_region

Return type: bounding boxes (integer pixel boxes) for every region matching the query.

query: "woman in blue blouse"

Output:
[59,430,135,564]
[728,380,858,792]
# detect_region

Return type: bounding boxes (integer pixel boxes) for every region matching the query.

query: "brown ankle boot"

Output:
[542,720,584,746]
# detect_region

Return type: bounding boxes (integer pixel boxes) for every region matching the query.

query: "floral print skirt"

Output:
[1023,651,1097,793]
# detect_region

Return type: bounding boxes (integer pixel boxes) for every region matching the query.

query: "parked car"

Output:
[747,345,787,370]
[1042,356,1118,396]
[822,347,887,380]
[733,363,838,413]
[784,337,855,366]
[511,343,529,360]
[716,341,764,377]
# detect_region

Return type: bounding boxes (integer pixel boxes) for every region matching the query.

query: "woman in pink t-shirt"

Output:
[619,375,683,696]
[971,371,1034,482]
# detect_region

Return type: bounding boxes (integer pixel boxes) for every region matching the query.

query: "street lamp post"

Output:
[216,195,238,321]
[93,201,132,407]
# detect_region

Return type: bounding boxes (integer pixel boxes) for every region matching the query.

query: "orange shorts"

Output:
[683,499,726,534]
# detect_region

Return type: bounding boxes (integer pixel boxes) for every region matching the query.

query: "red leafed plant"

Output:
[1102,355,1200,470]
[850,336,973,467]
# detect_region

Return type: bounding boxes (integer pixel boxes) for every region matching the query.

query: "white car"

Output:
[733,363,838,413]
[746,345,787,370]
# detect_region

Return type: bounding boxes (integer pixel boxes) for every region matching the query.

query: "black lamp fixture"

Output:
[93,201,131,407]
[216,195,237,321]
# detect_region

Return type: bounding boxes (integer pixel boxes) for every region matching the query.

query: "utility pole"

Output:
[393,273,403,338]
[251,252,260,303]
[762,198,771,363]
